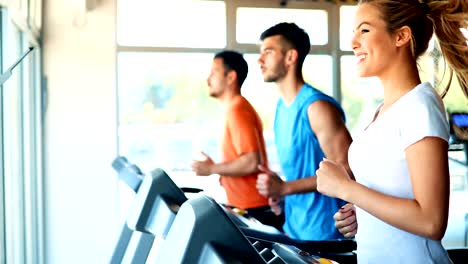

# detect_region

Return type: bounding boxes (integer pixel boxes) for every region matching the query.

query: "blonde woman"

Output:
[316,0,468,263]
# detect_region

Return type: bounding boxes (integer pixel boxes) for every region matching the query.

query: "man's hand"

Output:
[256,164,284,197]
[269,197,284,216]
[334,203,357,238]
[191,152,215,176]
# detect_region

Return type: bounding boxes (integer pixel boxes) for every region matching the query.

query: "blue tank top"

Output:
[274,83,346,240]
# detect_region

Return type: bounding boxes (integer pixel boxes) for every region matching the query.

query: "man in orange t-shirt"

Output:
[191,50,284,231]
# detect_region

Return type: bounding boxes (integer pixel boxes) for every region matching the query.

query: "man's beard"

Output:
[263,71,282,83]
[208,89,220,98]
[264,75,278,82]
[263,65,286,83]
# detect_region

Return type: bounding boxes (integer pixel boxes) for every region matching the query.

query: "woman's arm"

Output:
[317,136,450,240]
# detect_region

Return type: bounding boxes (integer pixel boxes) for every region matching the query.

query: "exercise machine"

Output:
[110,156,357,263]
[155,194,340,263]
[110,157,189,263]
[449,112,468,165]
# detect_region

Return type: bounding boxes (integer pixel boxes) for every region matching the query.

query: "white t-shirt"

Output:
[349,82,452,263]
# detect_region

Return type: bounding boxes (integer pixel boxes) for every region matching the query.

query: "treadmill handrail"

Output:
[240,226,356,254]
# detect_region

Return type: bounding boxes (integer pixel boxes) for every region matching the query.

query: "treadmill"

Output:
[110,157,192,263]
[110,156,356,263]
[155,194,341,264]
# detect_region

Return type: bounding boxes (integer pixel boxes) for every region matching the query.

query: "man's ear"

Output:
[226,70,237,85]
[395,25,412,47]
[285,49,298,65]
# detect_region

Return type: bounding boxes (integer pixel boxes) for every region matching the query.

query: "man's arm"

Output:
[192,151,260,176]
[211,151,260,176]
[263,100,353,196]
[257,169,318,197]
[309,100,353,178]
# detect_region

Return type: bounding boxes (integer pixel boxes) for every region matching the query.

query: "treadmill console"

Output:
[155,194,339,264]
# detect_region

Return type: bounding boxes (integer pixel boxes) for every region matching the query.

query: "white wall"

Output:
[43,0,119,262]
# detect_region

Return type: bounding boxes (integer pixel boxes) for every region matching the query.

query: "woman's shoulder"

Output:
[397,82,450,144]
[400,82,445,113]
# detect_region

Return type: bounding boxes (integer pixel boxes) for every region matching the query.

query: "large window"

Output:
[2,13,26,263]
[1,4,44,264]
[116,1,334,193]
[0,9,4,263]
[117,52,221,173]
[117,51,333,177]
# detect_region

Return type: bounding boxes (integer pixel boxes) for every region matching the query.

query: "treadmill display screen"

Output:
[452,114,468,127]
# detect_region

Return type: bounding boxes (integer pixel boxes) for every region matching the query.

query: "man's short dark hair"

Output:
[214,50,248,88]
[260,22,310,72]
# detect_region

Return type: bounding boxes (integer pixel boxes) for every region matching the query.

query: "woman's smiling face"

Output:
[351,3,398,78]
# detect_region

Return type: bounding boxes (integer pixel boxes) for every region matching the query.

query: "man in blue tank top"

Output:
[256,22,353,240]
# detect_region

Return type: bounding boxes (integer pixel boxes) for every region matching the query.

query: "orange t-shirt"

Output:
[219,95,269,209]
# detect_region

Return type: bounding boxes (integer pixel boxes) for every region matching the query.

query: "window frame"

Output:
[0,5,44,264]
[0,8,5,264]
[116,0,356,102]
